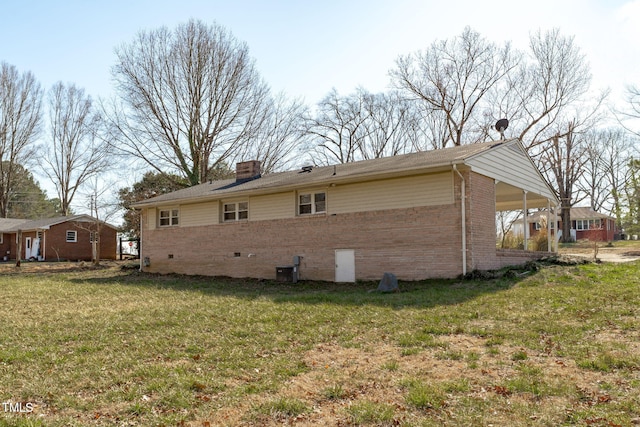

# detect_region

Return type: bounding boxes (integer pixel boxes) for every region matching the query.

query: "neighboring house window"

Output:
[159,209,179,227]
[223,202,249,221]
[0,234,3,244]
[298,192,326,215]
[575,219,602,231]
[66,230,77,243]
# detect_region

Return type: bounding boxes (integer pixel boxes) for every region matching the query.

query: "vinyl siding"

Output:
[466,144,556,201]
[146,208,156,230]
[181,201,219,227]
[328,172,454,215]
[250,192,295,221]
[146,173,454,227]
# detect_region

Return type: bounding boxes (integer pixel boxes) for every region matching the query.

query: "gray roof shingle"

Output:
[133,139,511,208]
[0,215,116,233]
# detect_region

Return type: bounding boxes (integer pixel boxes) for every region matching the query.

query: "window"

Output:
[0,234,3,244]
[575,219,602,231]
[66,230,77,243]
[298,192,326,215]
[159,209,179,227]
[223,202,248,221]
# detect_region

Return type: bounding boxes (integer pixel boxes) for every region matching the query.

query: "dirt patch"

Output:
[0,260,132,275]
[197,336,621,426]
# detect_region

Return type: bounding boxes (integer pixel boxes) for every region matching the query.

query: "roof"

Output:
[0,218,30,232]
[527,207,615,222]
[134,139,553,208]
[0,215,117,233]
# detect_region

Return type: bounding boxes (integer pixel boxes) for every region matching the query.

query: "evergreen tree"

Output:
[3,162,60,218]
[118,172,189,238]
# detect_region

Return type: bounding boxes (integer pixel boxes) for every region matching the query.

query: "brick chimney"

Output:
[235,160,262,183]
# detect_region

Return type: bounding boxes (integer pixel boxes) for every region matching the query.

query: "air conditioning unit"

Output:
[276,265,298,283]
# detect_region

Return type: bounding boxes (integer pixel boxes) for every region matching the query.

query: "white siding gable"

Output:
[465,142,557,203]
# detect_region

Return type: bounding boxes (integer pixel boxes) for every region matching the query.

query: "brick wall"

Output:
[467,172,499,271]
[495,249,553,269]
[44,223,117,261]
[0,233,11,260]
[140,169,553,281]
[141,201,465,281]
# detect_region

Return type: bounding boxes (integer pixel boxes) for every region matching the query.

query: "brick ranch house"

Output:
[132,139,559,282]
[0,215,117,262]
[525,207,618,242]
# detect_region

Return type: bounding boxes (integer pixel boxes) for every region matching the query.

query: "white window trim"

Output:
[576,219,603,231]
[0,234,3,244]
[223,201,249,222]
[66,230,78,243]
[159,208,179,227]
[298,191,326,216]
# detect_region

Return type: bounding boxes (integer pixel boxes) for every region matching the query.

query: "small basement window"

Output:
[299,192,326,215]
[66,230,77,243]
[159,209,179,227]
[223,202,248,221]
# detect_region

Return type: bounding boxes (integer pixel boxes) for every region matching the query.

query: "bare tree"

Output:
[578,128,634,218]
[107,19,270,185]
[305,88,426,164]
[0,62,43,217]
[513,29,595,149]
[617,85,640,138]
[305,88,368,164]
[391,27,519,146]
[357,90,413,159]
[539,122,588,242]
[42,82,107,216]
[80,177,121,265]
[232,93,306,173]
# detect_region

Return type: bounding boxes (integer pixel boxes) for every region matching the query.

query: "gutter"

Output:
[452,164,467,276]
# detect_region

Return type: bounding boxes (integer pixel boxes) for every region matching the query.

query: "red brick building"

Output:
[0,215,117,262]
[133,139,559,281]
[526,207,617,242]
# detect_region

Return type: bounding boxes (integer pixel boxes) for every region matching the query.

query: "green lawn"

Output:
[1,260,639,426]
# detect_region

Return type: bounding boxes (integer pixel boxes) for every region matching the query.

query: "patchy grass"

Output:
[0,260,639,425]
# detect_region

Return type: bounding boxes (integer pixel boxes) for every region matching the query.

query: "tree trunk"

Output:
[560,203,573,243]
[16,229,22,267]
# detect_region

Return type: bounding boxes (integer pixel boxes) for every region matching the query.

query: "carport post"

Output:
[554,205,559,252]
[547,199,552,252]
[522,191,528,251]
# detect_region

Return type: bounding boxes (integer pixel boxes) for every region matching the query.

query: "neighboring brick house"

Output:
[0,215,117,262]
[132,139,559,282]
[526,207,617,242]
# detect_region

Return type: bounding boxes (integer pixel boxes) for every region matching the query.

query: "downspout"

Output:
[139,210,143,272]
[547,199,552,252]
[453,165,467,276]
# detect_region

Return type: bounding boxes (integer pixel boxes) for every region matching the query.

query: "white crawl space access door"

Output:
[335,249,355,283]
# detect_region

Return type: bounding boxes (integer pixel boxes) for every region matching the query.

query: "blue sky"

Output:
[1,0,639,214]
[2,0,639,106]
